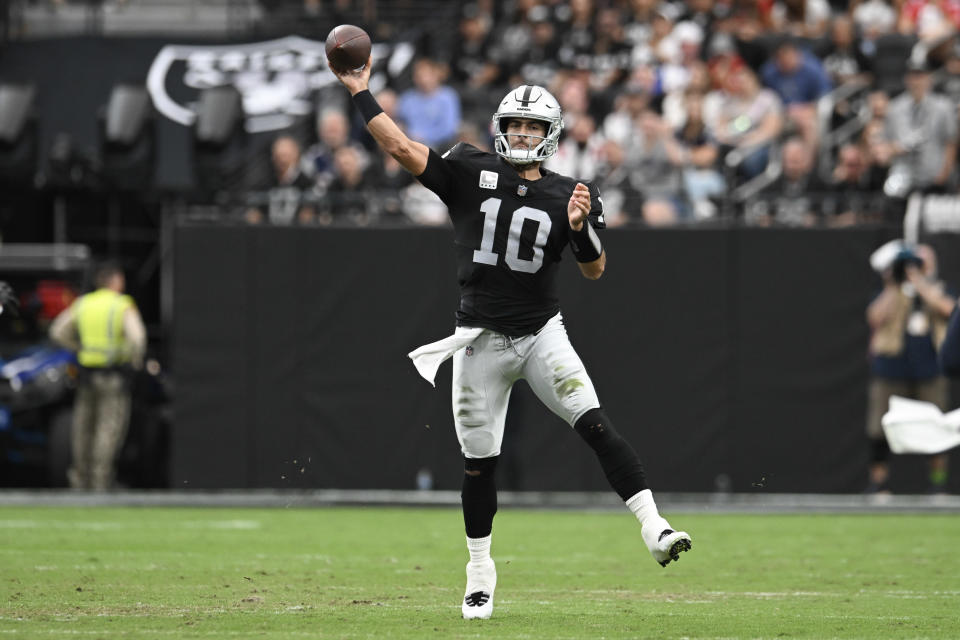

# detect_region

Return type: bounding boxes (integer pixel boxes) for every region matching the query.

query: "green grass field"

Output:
[0,505,958,639]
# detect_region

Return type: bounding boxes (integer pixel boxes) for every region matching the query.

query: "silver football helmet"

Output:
[492,85,563,165]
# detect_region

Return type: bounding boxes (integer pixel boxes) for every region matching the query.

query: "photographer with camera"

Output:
[866,242,956,493]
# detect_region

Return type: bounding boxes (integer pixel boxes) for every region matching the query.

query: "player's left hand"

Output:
[568,183,591,231]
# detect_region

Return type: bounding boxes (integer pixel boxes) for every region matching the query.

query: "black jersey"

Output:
[416,143,605,337]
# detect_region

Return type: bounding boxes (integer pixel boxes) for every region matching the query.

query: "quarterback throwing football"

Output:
[331,56,691,620]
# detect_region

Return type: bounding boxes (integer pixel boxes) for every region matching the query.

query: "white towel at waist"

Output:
[408,327,485,387]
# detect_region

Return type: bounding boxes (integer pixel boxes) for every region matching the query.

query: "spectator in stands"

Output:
[397,58,462,149]
[744,137,828,226]
[861,90,895,181]
[705,61,785,179]
[658,22,707,105]
[898,0,960,40]
[721,6,771,73]
[584,6,633,95]
[760,37,832,150]
[304,109,366,192]
[624,0,661,59]
[884,58,958,198]
[669,91,725,220]
[556,73,592,128]
[827,143,886,225]
[704,32,744,91]
[375,153,413,221]
[547,113,605,183]
[596,138,645,226]
[557,0,597,71]
[823,16,873,130]
[769,0,832,38]
[516,5,562,89]
[854,0,897,40]
[603,85,649,144]
[823,15,872,87]
[936,45,960,105]
[866,243,956,493]
[245,135,316,226]
[451,4,502,116]
[662,61,711,128]
[676,0,723,44]
[487,0,538,83]
[326,146,378,226]
[649,6,680,65]
[630,107,685,225]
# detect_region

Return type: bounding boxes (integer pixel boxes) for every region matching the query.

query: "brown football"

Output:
[325,24,371,73]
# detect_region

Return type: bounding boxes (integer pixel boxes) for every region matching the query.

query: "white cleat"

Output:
[642,522,692,567]
[462,558,496,619]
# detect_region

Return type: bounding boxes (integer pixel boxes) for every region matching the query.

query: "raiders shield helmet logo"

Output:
[146,36,406,133]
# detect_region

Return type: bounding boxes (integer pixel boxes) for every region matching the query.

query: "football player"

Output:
[330,56,691,620]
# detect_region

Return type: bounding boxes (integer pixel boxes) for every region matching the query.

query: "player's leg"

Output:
[451,332,516,619]
[521,314,691,567]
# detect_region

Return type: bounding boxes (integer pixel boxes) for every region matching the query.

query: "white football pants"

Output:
[451,313,600,459]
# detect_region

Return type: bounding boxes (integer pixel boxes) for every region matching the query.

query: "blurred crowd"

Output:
[238,0,960,227]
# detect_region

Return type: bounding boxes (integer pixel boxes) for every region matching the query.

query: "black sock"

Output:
[461,456,498,538]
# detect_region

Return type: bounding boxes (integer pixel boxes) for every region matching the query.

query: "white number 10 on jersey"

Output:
[472,197,553,274]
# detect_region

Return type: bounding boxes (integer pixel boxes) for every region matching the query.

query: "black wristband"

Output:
[352,90,383,124]
[569,221,603,263]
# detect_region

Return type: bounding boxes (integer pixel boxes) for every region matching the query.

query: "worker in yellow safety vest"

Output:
[50,262,146,490]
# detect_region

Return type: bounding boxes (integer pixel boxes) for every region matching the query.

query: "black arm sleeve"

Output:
[415,147,458,204]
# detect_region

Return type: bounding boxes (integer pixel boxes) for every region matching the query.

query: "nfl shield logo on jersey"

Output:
[517,184,528,197]
[465,346,474,356]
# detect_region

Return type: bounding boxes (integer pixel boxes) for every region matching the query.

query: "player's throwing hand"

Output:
[568,182,591,231]
[328,55,373,96]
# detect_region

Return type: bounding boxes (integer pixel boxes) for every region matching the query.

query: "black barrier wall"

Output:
[173,226,960,493]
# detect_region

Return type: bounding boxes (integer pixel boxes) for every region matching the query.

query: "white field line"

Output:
[0,520,262,530]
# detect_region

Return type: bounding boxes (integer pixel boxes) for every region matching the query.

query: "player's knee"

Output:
[574,408,618,449]
[574,407,647,500]
[464,455,498,478]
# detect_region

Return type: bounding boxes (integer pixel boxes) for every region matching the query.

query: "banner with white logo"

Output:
[147,36,412,133]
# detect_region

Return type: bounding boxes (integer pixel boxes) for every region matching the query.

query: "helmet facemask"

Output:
[493,116,561,165]
[492,85,564,166]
